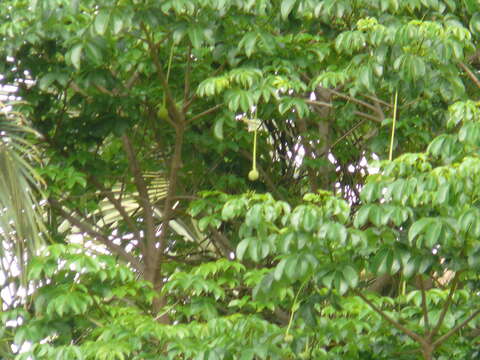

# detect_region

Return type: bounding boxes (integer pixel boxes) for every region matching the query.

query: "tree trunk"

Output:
[421,343,434,360]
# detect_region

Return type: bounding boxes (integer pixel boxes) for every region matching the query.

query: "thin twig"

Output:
[362,94,392,108]
[306,100,382,123]
[330,119,367,148]
[184,45,192,104]
[188,104,223,123]
[323,87,382,115]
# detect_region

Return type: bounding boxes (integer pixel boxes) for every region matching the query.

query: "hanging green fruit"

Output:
[156,43,175,123]
[248,126,259,181]
[157,103,169,121]
[248,168,259,181]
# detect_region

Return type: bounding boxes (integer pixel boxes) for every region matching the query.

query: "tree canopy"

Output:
[2,0,480,359]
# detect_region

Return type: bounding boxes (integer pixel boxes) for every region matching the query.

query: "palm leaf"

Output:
[0,104,46,284]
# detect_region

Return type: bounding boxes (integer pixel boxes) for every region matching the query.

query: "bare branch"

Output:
[210,228,234,257]
[184,45,192,103]
[321,86,382,115]
[418,275,431,336]
[331,119,367,148]
[125,69,140,90]
[188,104,223,123]
[433,308,480,347]
[70,82,90,98]
[89,176,145,254]
[431,273,459,337]
[355,290,424,344]
[459,62,480,89]
[306,100,382,123]
[49,198,144,272]
[122,134,156,261]
[156,125,185,256]
[362,94,392,108]
[296,116,318,193]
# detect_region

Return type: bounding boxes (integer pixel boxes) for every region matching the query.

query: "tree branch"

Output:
[459,62,480,89]
[89,176,145,254]
[140,22,185,126]
[321,86,383,117]
[49,198,144,272]
[296,116,318,193]
[433,308,480,347]
[306,100,382,123]
[330,119,367,149]
[210,228,234,257]
[124,69,140,91]
[188,104,223,123]
[156,124,185,257]
[355,291,424,344]
[418,275,431,336]
[184,45,192,104]
[431,273,459,337]
[362,94,392,108]
[122,134,157,266]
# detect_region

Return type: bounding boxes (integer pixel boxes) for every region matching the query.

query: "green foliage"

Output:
[2,0,480,359]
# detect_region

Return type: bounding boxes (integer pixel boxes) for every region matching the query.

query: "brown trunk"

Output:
[421,343,434,360]
[152,280,170,324]
[143,256,171,324]
[315,88,332,190]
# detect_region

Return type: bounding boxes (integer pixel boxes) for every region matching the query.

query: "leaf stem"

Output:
[252,129,257,171]
[389,90,398,161]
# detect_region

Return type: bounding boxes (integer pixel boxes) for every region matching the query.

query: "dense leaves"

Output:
[2,0,480,359]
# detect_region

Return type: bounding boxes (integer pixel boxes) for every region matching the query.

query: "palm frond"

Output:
[0,105,46,284]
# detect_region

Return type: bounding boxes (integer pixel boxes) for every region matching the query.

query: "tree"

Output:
[1,0,480,359]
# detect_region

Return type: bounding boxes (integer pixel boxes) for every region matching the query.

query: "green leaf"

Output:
[213,118,224,139]
[188,26,204,48]
[302,207,318,232]
[409,218,431,242]
[424,219,443,247]
[320,270,335,288]
[112,12,124,34]
[274,258,288,280]
[470,12,480,34]
[342,266,358,288]
[354,205,370,228]
[85,41,103,64]
[358,65,374,91]
[281,0,296,19]
[334,271,349,295]
[236,238,251,260]
[285,256,298,280]
[240,32,257,57]
[70,43,83,70]
[94,9,110,35]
